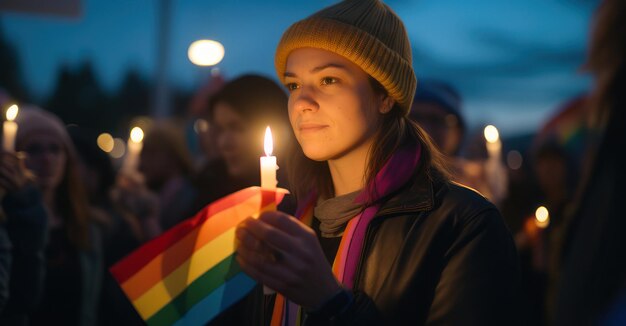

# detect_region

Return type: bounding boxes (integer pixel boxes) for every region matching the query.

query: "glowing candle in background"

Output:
[535,206,550,229]
[483,124,508,206]
[122,126,144,172]
[260,126,277,189]
[484,124,501,160]
[3,104,18,152]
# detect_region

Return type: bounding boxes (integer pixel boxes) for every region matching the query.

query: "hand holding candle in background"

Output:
[3,104,19,152]
[122,126,144,173]
[483,124,508,206]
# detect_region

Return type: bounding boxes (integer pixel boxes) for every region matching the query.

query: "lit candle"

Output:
[534,206,550,229]
[484,125,501,160]
[260,126,278,295]
[3,105,19,152]
[483,125,508,205]
[122,126,144,172]
[260,126,278,189]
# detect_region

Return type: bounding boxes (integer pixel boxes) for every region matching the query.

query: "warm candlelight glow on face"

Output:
[484,125,499,143]
[97,133,114,153]
[130,127,144,143]
[535,206,550,228]
[264,126,273,157]
[6,105,18,121]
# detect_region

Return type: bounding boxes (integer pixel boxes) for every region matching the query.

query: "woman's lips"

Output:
[298,123,327,133]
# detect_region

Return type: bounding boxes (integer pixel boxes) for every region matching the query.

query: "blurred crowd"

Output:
[0,0,624,325]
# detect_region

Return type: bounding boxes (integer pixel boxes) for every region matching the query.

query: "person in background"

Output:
[409,81,509,207]
[0,150,48,326]
[14,107,102,326]
[67,126,145,326]
[234,0,520,324]
[409,79,465,156]
[139,121,197,232]
[195,74,295,213]
[551,0,626,324]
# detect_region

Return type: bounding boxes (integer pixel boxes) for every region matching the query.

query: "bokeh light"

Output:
[97,133,114,153]
[188,40,225,66]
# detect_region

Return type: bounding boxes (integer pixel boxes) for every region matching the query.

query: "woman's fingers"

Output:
[259,211,314,238]
[236,240,302,292]
[238,215,299,252]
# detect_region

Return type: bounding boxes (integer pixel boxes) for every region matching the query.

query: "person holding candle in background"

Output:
[234,1,520,325]
[0,102,49,325]
[11,107,103,326]
[194,74,295,214]
[138,121,198,233]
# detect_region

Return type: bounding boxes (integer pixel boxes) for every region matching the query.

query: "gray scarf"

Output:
[314,190,363,237]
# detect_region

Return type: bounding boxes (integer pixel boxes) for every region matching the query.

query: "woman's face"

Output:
[20,132,67,191]
[284,48,386,162]
[212,101,258,177]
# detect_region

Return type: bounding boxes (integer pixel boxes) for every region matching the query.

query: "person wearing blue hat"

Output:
[409,79,465,156]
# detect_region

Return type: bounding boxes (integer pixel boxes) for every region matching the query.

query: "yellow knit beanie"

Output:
[275,0,417,114]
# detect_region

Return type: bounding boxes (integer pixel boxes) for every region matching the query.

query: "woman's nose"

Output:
[291,87,319,113]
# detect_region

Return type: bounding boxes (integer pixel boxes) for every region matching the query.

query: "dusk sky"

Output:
[1,0,599,136]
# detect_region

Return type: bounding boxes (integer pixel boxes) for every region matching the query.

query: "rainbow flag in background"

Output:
[110,187,287,326]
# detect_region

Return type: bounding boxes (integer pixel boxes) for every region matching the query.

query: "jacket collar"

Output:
[376,170,436,217]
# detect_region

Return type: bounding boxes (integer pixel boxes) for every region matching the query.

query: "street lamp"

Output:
[188,40,225,66]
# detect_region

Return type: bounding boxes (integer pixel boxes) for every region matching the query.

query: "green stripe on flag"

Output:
[146,253,244,326]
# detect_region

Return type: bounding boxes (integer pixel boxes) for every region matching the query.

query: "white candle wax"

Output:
[123,140,143,172]
[3,105,19,152]
[3,121,17,152]
[484,125,501,161]
[122,127,144,172]
[260,155,277,189]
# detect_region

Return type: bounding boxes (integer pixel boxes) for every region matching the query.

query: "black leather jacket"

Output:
[309,172,521,325]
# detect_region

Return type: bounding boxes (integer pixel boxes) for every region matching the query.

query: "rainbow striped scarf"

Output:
[271,142,422,326]
[110,187,287,326]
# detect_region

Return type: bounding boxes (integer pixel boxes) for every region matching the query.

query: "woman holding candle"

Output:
[13,107,102,326]
[234,1,520,325]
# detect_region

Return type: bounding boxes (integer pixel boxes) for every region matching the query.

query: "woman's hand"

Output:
[235,211,341,309]
[0,151,33,196]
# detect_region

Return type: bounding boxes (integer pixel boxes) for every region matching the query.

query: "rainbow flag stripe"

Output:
[110,186,286,326]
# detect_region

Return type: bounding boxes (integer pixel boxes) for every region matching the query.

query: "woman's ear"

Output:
[379,95,395,114]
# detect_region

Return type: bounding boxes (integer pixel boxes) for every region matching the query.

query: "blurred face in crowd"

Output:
[411,102,462,156]
[19,132,67,191]
[212,101,258,178]
[139,141,180,191]
[284,48,385,162]
[535,151,568,200]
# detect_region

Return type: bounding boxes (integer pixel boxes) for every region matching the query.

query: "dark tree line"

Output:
[0,24,192,135]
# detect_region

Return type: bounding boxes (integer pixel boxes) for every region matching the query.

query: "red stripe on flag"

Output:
[110,187,260,283]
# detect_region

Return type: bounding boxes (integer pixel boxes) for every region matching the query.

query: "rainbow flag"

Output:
[110,186,287,326]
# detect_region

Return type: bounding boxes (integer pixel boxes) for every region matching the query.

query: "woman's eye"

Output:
[321,77,338,86]
[285,83,299,91]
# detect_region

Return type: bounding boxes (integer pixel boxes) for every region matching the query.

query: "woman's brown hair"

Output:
[57,146,92,250]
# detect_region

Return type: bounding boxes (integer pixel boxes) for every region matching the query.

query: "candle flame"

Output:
[6,105,18,121]
[264,126,273,156]
[535,206,550,229]
[130,127,144,143]
[484,125,499,143]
